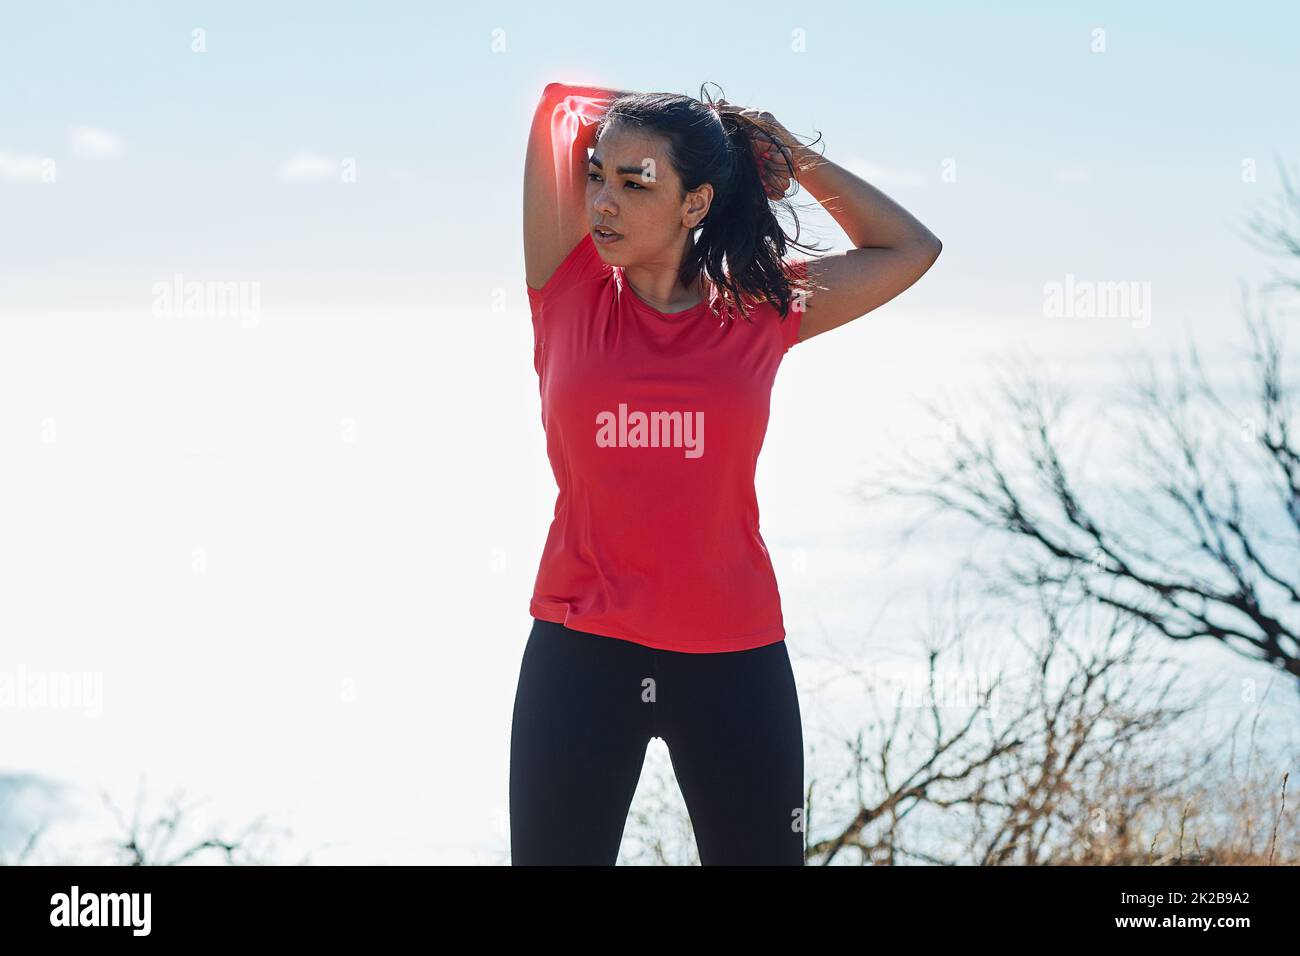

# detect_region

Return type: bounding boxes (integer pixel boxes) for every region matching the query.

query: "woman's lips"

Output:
[593,226,622,244]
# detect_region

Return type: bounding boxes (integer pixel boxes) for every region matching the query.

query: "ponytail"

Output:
[686,83,826,321]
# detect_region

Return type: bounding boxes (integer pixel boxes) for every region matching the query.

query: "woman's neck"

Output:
[624,241,709,312]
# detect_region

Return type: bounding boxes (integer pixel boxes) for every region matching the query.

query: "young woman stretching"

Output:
[512,82,942,865]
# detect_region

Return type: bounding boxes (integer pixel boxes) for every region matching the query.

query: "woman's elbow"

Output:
[919,232,942,262]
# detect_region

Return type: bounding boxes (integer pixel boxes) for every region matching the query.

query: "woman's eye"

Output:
[588,172,643,190]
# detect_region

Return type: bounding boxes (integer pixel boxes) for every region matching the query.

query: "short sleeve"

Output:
[526,232,611,374]
[780,259,810,353]
[526,231,609,311]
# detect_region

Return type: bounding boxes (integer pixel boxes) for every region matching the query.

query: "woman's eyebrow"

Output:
[590,155,648,176]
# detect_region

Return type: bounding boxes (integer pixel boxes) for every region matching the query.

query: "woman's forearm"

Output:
[788,143,940,251]
[537,83,635,218]
[530,84,635,232]
[543,82,635,102]
[543,82,635,150]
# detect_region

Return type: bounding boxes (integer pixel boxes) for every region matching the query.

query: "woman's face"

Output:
[587,121,712,267]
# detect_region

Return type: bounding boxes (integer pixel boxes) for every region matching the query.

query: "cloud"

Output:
[0,148,51,181]
[277,150,338,181]
[68,125,124,158]
[844,159,926,188]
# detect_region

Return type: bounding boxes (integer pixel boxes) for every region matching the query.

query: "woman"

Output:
[511,81,942,865]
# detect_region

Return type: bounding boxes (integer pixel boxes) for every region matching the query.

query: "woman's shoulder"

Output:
[526,232,614,308]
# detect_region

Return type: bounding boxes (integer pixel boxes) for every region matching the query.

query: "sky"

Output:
[3,0,1299,317]
[2,1,1298,864]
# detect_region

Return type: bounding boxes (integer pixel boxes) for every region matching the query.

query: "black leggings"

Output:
[509,617,805,865]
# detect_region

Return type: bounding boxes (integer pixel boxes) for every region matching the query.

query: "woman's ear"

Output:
[684,182,713,228]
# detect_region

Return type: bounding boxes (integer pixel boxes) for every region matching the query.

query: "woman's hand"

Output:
[715,98,800,200]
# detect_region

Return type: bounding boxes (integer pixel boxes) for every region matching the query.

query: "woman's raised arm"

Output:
[784,133,943,344]
[721,105,942,345]
[523,82,633,291]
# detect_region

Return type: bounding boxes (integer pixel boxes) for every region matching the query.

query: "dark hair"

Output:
[594,82,829,324]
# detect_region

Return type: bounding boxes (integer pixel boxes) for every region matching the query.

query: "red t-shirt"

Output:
[526,232,806,653]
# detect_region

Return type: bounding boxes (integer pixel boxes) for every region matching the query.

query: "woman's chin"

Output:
[593,243,627,264]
